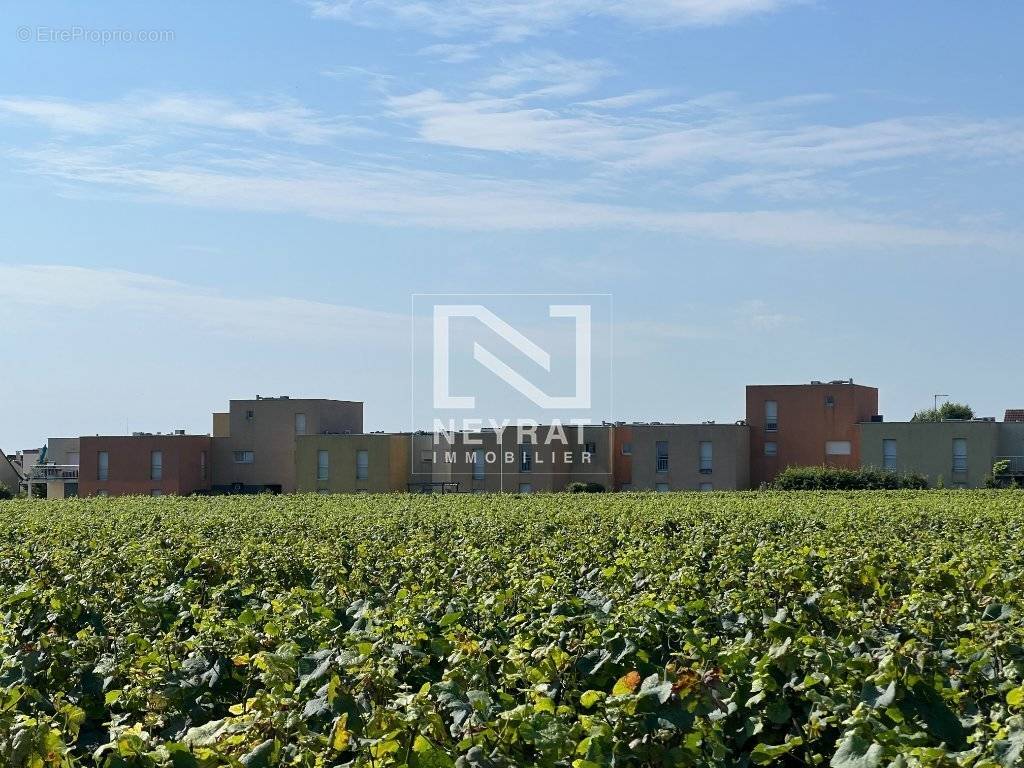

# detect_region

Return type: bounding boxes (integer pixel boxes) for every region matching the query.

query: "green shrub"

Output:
[773,465,928,490]
[565,481,606,493]
[911,401,974,422]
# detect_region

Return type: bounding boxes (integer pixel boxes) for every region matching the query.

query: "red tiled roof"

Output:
[1005,409,1024,422]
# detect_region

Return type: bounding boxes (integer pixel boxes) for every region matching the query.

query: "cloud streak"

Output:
[308,0,804,41]
[0,264,408,347]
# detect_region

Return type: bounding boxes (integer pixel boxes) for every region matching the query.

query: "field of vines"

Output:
[2,492,1024,768]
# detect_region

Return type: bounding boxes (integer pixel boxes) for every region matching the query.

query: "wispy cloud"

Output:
[2,80,1020,250]
[578,90,669,110]
[418,43,483,63]
[0,264,407,346]
[308,0,804,41]
[0,93,365,144]
[10,144,1013,248]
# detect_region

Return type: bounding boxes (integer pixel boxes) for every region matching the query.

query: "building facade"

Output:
[628,423,750,491]
[79,434,212,497]
[861,420,1022,488]
[747,381,879,487]
[296,433,411,494]
[211,396,362,493]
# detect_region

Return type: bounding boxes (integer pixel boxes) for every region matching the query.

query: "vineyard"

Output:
[2,492,1024,767]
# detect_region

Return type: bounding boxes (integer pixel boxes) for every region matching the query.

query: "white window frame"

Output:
[656,441,669,474]
[520,444,532,473]
[952,438,968,473]
[317,449,329,481]
[765,400,778,432]
[882,439,897,471]
[233,450,255,464]
[825,441,852,456]
[150,450,163,481]
[356,449,369,480]
[620,442,633,456]
[699,441,713,473]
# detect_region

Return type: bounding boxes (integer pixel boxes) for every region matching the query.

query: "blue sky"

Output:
[1,1,1022,451]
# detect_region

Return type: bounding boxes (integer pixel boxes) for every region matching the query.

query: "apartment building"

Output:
[295,425,616,493]
[425,425,615,493]
[747,380,879,487]
[296,433,411,494]
[79,434,212,497]
[211,396,362,493]
[626,423,751,491]
[0,451,21,495]
[861,419,1024,488]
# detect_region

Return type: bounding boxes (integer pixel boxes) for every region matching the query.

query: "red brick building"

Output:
[746,380,879,487]
[79,434,212,497]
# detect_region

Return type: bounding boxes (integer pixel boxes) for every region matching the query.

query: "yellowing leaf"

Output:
[330,713,350,752]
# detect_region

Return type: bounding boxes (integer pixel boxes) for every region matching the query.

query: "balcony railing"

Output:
[995,456,1024,475]
[24,464,79,482]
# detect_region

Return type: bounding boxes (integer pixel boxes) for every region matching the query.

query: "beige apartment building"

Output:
[624,423,751,491]
[296,432,411,493]
[295,425,616,493]
[212,396,362,493]
[860,420,1001,488]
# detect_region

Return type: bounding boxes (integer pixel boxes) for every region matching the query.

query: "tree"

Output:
[911,402,974,422]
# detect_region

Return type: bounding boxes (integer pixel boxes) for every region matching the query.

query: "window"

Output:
[317,450,329,481]
[295,413,307,435]
[655,482,669,493]
[952,438,968,473]
[518,482,533,493]
[95,489,109,497]
[583,441,597,455]
[765,401,778,432]
[764,442,778,457]
[233,451,255,464]
[825,441,852,456]
[150,489,163,497]
[699,482,713,492]
[882,439,897,471]
[656,441,669,473]
[825,394,835,408]
[356,449,369,480]
[420,449,434,463]
[621,442,633,455]
[200,451,208,480]
[150,450,163,481]
[245,409,255,421]
[67,451,80,466]
[520,444,532,472]
[97,451,109,481]
[699,441,713,473]
[473,449,485,480]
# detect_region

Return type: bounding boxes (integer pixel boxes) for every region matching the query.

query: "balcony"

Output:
[995,456,1024,476]
[24,464,79,482]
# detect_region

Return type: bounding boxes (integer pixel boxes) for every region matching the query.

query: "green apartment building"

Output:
[860,420,1024,488]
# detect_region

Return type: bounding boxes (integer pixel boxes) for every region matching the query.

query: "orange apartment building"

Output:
[746,380,879,487]
[79,434,212,497]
